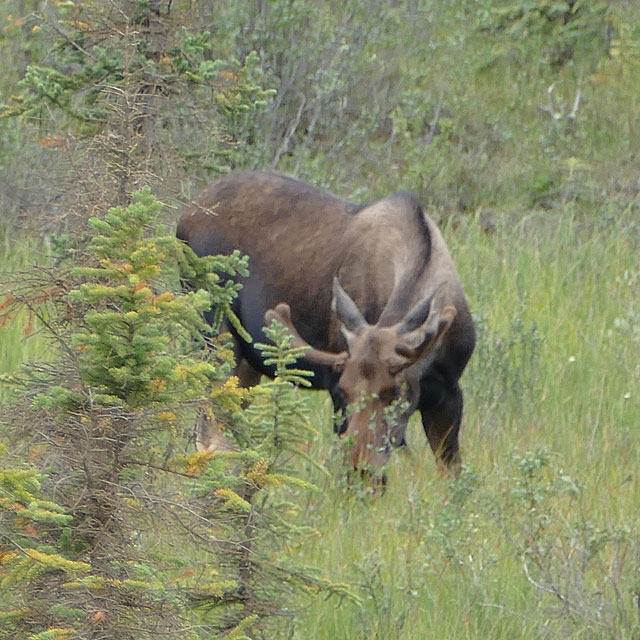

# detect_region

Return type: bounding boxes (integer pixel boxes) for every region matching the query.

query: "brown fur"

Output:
[178,171,475,477]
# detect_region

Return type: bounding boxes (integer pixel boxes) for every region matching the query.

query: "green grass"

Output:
[1,205,637,638]
[284,207,640,639]
[0,231,48,401]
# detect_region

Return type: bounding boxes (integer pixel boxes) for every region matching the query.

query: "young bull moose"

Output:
[177,171,475,477]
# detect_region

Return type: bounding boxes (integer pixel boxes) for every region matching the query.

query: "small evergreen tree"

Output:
[0,443,91,640]
[0,189,355,639]
[187,321,355,634]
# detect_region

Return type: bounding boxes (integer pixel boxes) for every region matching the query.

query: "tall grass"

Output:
[0,231,48,401]
[288,207,640,639]
[3,205,636,638]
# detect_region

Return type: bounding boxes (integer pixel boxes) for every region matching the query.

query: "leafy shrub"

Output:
[478,0,611,69]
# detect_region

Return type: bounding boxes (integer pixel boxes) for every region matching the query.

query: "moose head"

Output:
[266,278,457,471]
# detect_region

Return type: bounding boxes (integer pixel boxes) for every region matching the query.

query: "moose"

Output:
[177,171,475,477]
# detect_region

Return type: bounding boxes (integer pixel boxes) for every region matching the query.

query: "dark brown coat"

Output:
[177,171,475,475]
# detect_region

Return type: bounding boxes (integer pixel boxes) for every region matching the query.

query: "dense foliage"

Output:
[1,1,639,638]
[2,0,639,225]
[1,0,275,231]
[0,192,351,638]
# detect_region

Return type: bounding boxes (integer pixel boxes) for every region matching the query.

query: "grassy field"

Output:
[0,232,49,402]
[1,203,638,638]
[284,207,640,639]
[1,2,639,637]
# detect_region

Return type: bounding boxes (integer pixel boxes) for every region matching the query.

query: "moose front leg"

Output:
[329,384,348,435]
[419,379,463,478]
[195,334,261,452]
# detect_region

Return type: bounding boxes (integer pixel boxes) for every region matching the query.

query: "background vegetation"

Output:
[1,1,639,638]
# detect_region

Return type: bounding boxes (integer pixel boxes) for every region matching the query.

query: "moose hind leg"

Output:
[419,380,463,478]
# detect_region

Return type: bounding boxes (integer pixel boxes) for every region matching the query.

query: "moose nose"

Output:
[345,407,390,469]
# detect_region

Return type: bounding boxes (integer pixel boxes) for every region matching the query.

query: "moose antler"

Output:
[394,283,457,356]
[265,303,347,369]
[540,83,582,121]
